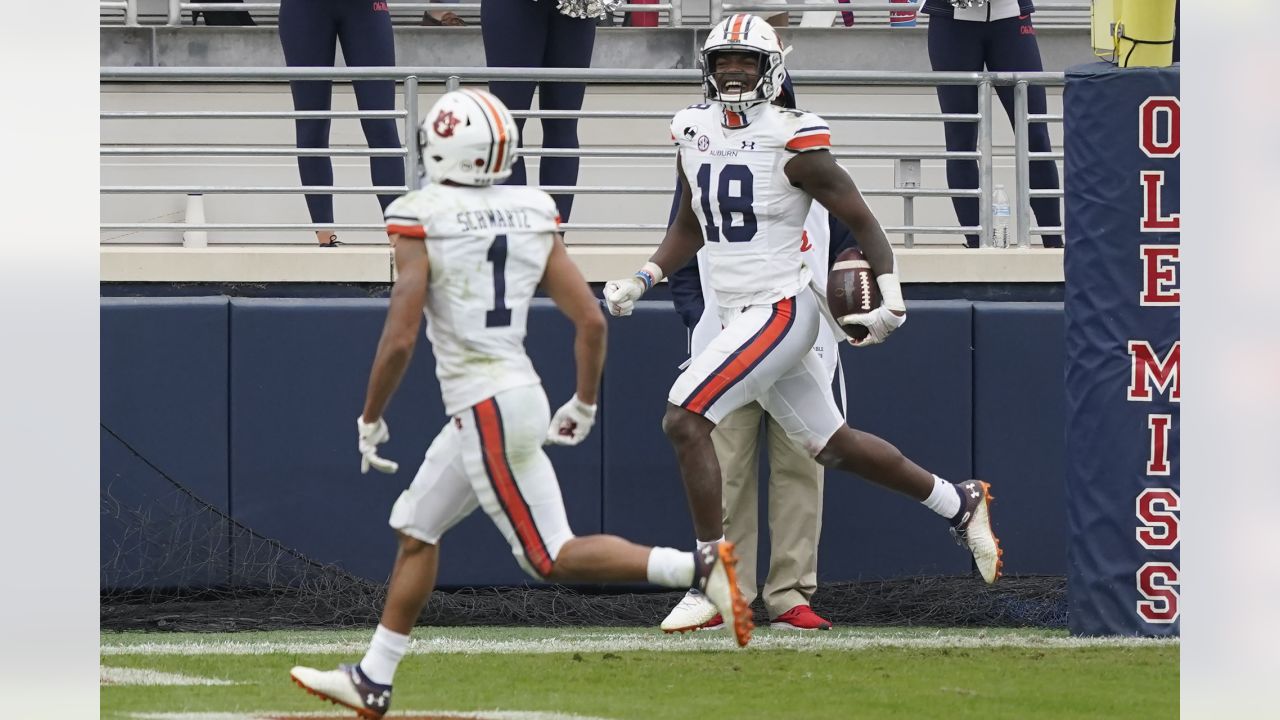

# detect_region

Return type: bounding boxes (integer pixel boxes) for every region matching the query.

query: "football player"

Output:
[604,15,1003,602]
[289,89,752,720]
[661,74,850,634]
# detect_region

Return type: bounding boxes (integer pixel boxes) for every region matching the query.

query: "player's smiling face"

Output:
[712,51,762,98]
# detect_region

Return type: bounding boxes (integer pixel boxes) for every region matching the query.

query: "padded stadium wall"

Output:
[102,297,1068,591]
[1063,63,1180,636]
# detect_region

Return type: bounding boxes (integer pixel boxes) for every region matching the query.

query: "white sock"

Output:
[922,475,962,521]
[695,536,725,552]
[359,624,410,686]
[646,546,696,588]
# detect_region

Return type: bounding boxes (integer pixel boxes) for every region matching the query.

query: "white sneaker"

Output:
[660,588,722,633]
[290,663,392,719]
[692,541,754,647]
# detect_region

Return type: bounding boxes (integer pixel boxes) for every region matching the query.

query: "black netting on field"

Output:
[101,424,1066,633]
[101,423,387,631]
[102,578,1067,633]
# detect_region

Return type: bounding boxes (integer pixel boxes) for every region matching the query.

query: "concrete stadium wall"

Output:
[101,297,1065,589]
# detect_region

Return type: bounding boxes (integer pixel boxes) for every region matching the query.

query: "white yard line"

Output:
[101,667,237,686]
[103,631,1178,656]
[132,707,611,712]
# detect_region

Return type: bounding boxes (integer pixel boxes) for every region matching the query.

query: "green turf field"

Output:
[101,626,1178,720]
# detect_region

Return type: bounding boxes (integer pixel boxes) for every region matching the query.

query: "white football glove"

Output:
[841,271,907,347]
[356,415,400,474]
[603,277,643,317]
[546,395,598,446]
[840,305,906,347]
[603,262,663,317]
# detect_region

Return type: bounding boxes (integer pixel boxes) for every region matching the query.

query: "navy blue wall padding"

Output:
[104,297,1078,589]
[229,298,405,584]
[228,298,602,586]
[599,301,695,550]
[816,301,974,580]
[973,302,1066,576]
[1064,63,1180,636]
[101,297,230,588]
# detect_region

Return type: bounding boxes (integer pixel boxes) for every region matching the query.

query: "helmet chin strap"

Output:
[720,99,767,128]
[717,94,766,112]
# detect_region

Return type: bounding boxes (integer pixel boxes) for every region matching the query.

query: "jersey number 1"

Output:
[695,163,757,243]
[486,234,512,328]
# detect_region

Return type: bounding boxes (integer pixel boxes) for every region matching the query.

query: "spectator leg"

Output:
[200,0,255,26]
[280,0,338,234]
[988,15,1062,247]
[762,413,824,619]
[927,15,985,247]
[715,403,766,607]
[481,0,549,191]
[338,0,406,210]
[538,12,597,222]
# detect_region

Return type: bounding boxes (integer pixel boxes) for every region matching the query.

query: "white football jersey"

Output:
[671,102,833,309]
[384,183,560,416]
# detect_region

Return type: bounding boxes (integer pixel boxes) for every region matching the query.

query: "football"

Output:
[827,247,882,342]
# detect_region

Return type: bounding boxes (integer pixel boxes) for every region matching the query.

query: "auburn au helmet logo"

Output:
[432,110,461,138]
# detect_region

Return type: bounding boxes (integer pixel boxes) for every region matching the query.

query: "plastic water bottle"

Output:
[183,193,208,249]
[992,185,1011,249]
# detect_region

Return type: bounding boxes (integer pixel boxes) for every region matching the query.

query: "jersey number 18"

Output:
[695,163,758,243]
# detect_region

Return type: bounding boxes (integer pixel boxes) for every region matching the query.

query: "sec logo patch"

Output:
[697,135,710,151]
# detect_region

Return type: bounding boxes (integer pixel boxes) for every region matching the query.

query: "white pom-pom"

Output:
[555,0,617,19]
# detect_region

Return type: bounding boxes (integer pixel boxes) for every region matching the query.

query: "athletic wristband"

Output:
[634,261,664,292]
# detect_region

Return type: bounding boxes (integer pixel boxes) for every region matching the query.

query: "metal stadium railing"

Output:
[99,0,1089,27]
[101,0,677,27]
[99,66,1065,248]
[100,0,139,26]
[711,1,1091,27]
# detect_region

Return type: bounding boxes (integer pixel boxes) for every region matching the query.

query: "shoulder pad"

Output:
[781,110,832,153]
[529,188,562,228]
[671,105,709,146]
[385,191,426,238]
[503,186,563,232]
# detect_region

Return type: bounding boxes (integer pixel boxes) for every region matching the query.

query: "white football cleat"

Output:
[660,588,723,633]
[950,480,1004,584]
[290,663,392,719]
[692,541,753,647]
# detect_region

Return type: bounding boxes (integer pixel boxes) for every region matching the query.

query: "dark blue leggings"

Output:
[481,0,596,221]
[279,0,404,225]
[928,14,1062,247]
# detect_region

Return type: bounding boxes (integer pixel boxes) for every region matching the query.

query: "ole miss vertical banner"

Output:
[1063,63,1180,637]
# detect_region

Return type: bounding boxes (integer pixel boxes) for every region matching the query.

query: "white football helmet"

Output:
[700,13,787,112]
[417,88,519,187]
